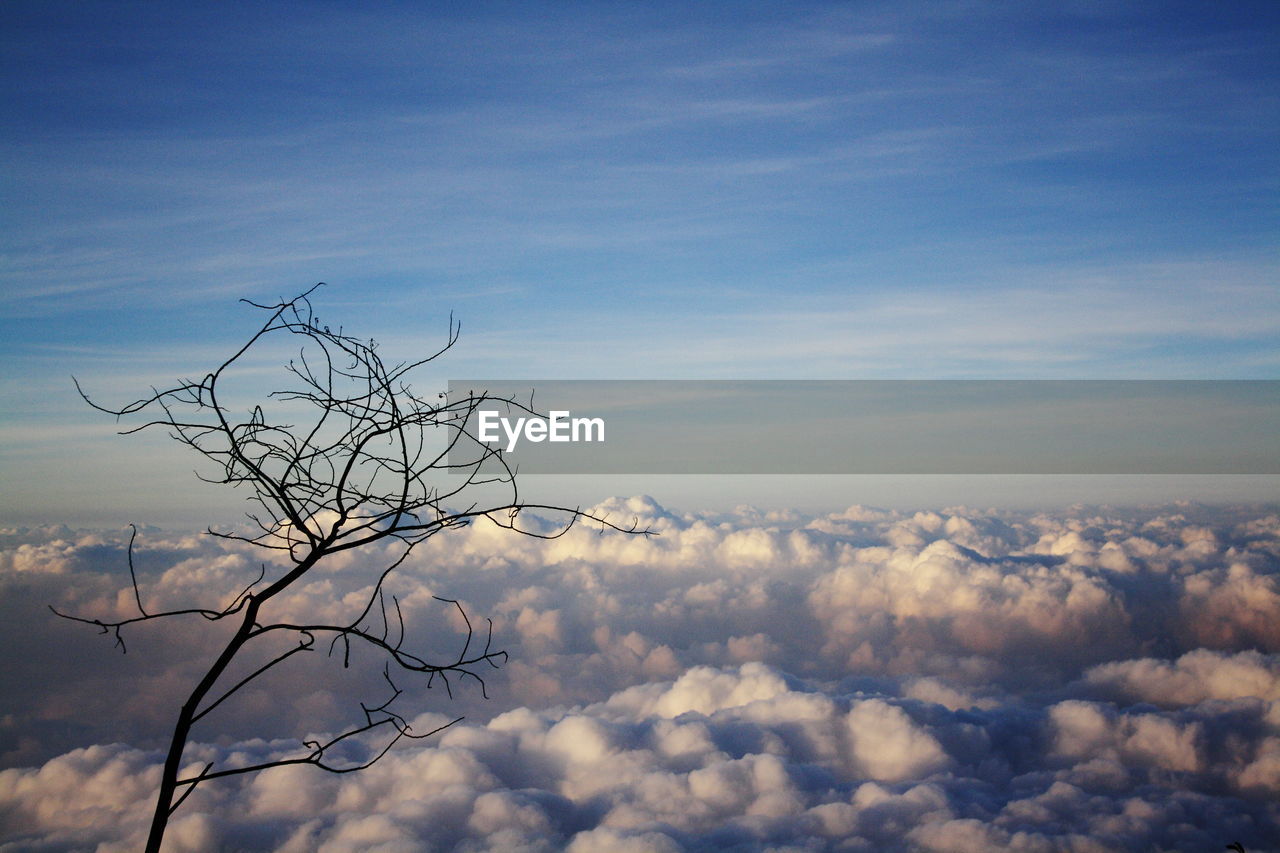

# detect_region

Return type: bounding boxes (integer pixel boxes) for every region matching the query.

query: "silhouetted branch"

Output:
[60,284,651,853]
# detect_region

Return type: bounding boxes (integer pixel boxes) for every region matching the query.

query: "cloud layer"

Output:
[2,499,1279,850]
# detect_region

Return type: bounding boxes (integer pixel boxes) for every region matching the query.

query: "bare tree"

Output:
[55,285,644,853]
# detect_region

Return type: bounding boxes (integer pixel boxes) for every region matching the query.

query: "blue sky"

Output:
[2,1,1278,522]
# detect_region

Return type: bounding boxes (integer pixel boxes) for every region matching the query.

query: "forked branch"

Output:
[59,285,650,853]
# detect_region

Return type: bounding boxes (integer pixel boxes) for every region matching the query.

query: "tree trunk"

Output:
[144,598,261,853]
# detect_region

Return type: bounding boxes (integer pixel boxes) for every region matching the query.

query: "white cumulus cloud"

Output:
[2,501,1279,850]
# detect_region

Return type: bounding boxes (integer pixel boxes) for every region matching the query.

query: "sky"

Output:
[2,0,1278,521]
[2,5,1280,850]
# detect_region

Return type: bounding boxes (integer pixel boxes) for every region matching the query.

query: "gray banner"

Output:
[444,380,1280,475]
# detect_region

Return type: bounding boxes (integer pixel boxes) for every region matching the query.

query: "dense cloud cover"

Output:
[2,499,1279,850]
